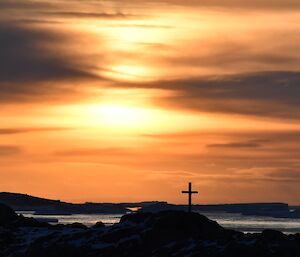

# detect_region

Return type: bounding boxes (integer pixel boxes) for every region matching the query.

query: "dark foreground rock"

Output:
[0,204,18,226]
[0,204,300,257]
[0,204,49,228]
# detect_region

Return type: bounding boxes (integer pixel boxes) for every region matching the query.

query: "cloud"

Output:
[1,0,299,120]
[207,140,263,149]
[127,71,300,120]
[0,127,70,135]
[0,1,141,103]
[143,0,300,10]
[118,24,173,29]
[138,131,300,169]
[0,20,101,103]
[266,168,300,181]
[228,167,300,184]
[164,31,300,68]
[0,0,51,10]
[0,23,96,83]
[55,147,134,157]
[0,145,23,156]
[40,11,137,19]
[143,131,281,141]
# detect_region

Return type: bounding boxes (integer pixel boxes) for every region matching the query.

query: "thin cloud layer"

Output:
[55,147,134,157]
[0,0,51,10]
[0,22,99,102]
[0,127,70,135]
[0,0,143,103]
[0,145,23,156]
[207,141,262,149]
[127,71,300,120]
[142,0,300,9]
[40,11,137,19]
[3,0,300,10]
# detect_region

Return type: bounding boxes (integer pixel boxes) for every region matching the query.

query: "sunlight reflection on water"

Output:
[201,211,300,234]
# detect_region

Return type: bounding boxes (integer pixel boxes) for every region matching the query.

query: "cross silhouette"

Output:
[182,182,198,212]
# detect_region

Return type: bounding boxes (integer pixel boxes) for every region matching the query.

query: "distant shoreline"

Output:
[1,192,300,219]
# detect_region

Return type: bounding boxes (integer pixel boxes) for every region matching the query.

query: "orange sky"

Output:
[1,0,300,204]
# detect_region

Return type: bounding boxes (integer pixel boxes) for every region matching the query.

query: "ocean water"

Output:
[200,212,300,234]
[19,211,300,234]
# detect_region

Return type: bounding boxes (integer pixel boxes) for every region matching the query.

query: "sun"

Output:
[52,96,220,135]
[73,103,154,132]
[95,104,146,127]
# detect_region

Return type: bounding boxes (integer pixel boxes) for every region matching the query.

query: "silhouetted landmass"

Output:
[0,192,127,214]
[140,202,298,218]
[0,192,299,218]
[1,203,300,257]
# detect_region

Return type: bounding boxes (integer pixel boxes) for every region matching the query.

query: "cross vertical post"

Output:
[188,182,192,212]
[182,182,198,213]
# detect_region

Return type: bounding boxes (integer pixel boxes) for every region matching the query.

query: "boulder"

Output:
[14,216,50,228]
[0,204,18,226]
[120,212,152,224]
[122,211,232,240]
[261,229,287,242]
[67,223,87,229]
[93,221,105,229]
[0,203,50,228]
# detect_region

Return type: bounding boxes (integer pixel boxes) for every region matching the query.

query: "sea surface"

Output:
[19,211,300,234]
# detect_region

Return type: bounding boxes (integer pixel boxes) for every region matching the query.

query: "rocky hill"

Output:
[1,203,300,257]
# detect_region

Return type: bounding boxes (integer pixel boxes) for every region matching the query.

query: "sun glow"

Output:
[89,104,147,128]
[103,64,154,81]
[52,101,211,135]
[59,102,158,133]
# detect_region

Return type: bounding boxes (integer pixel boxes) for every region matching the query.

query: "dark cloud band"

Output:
[0,145,23,156]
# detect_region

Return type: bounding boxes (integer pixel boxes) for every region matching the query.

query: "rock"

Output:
[101,226,140,243]
[1,210,300,257]
[0,204,19,226]
[122,211,233,240]
[66,222,87,229]
[261,229,287,241]
[27,242,91,257]
[14,216,50,228]
[0,203,50,228]
[93,221,105,229]
[0,228,16,255]
[120,212,152,224]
